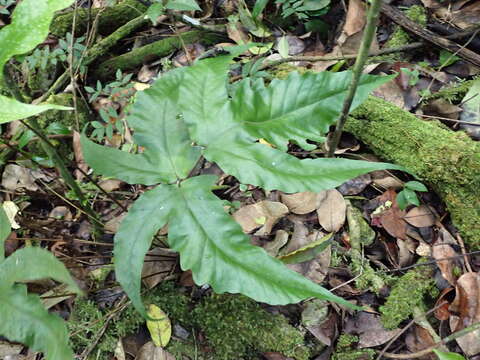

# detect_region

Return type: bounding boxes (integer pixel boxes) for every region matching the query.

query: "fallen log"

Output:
[94,30,226,80]
[50,0,147,38]
[345,96,480,248]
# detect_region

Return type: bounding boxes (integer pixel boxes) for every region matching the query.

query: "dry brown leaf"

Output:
[434,287,455,321]
[263,353,294,360]
[142,247,177,289]
[73,131,88,181]
[372,80,405,109]
[371,171,404,190]
[344,0,366,36]
[370,189,407,240]
[345,312,401,348]
[432,242,459,286]
[405,324,437,359]
[137,65,157,83]
[404,205,436,227]
[286,230,331,284]
[449,272,480,356]
[264,229,289,256]
[233,201,289,235]
[316,189,346,232]
[280,192,320,214]
[98,179,122,192]
[337,173,371,195]
[135,342,175,360]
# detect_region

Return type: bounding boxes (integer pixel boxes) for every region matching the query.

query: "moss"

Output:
[25,63,59,98]
[422,78,476,103]
[332,334,375,360]
[193,294,310,360]
[36,93,90,129]
[50,0,147,38]
[380,264,437,329]
[373,5,427,62]
[271,63,309,80]
[68,283,309,360]
[346,96,480,248]
[349,249,394,294]
[95,31,225,80]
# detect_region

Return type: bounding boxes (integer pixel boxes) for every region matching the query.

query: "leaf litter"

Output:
[2,0,480,358]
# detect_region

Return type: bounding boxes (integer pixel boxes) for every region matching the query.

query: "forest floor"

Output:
[1,0,480,359]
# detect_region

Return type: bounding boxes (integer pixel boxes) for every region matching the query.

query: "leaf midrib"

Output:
[177,185,302,298]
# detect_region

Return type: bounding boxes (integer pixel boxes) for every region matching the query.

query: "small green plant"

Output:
[0,0,15,15]
[276,0,330,19]
[146,0,200,24]
[24,32,86,72]
[82,55,404,316]
[397,180,428,210]
[85,70,134,140]
[0,205,82,360]
[433,349,466,360]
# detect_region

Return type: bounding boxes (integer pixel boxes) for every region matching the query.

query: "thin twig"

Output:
[380,321,480,359]
[326,0,383,157]
[376,302,448,360]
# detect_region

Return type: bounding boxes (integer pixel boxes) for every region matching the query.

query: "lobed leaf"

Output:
[167,175,357,308]
[205,132,405,193]
[114,185,177,316]
[0,284,73,360]
[0,247,81,294]
[82,69,200,185]
[231,72,394,150]
[179,56,233,144]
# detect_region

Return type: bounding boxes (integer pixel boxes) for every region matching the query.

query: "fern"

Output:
[82,55,404,316]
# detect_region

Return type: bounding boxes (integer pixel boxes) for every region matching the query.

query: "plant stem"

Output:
[2,66,100,226]
[326,0,383,157]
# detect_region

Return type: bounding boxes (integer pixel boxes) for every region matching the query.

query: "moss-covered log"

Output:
[346,96,480,248]
[50,0,147,38]
[94,30,226,80]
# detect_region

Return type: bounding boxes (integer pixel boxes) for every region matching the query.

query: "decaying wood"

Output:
[380,3,480,67]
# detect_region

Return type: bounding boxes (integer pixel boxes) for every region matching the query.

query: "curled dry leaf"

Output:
[434,287,455,321]
[1,164,39,191]
[264,229,289,256]
[344,0,366,36]
[233,200,289,235]
[449,272,480,356]
[280,192,320,214]
[316,189,346,232]
[404,205,436,228]
[405,324,437,358]
[433,228,461,286]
